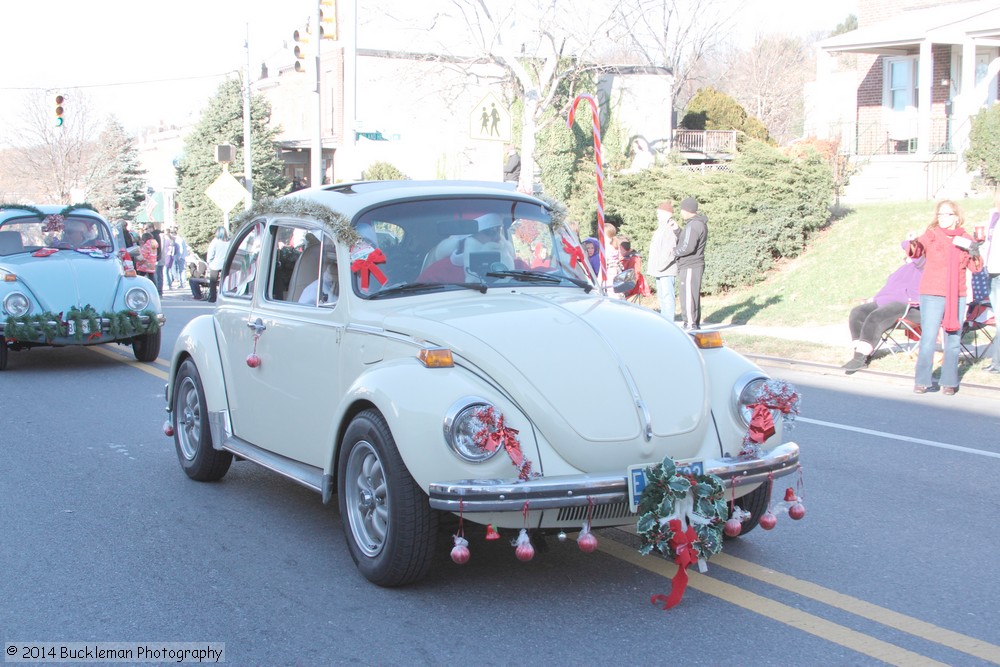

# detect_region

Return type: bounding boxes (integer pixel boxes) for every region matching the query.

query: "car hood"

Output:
[4,251,123,312]
[379,292,709,470]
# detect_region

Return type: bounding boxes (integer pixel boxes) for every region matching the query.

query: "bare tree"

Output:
[0,90,101,202]
[606,0,746,117]
[721,34,813,144]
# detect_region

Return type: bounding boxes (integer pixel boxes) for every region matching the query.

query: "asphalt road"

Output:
[2,293,998,666]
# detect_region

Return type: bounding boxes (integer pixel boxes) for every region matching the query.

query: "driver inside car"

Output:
[60,220,90,247]
[417,213,517,282]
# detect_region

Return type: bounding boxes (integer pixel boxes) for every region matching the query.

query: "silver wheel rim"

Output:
[176,375,202,461]
[345,440,389,558]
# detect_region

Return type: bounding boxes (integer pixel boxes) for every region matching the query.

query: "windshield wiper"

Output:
[486,269,592,292]
[367,281,486,299]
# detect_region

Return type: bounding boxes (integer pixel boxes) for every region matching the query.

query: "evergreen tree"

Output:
[89,118,147,221]
[175,77,289,254]
[680,87,770,143]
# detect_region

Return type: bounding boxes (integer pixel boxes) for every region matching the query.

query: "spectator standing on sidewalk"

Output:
[162,229,175,289]
[907,200,983,394]
[172,232,188,289]
[980,189,1000,373]
[150,223,165,296]
[675,197,708,330]
[647,200,679,319]
[206,226,230,302]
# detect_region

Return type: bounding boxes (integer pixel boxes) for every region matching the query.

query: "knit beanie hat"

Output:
[680,197,698,213]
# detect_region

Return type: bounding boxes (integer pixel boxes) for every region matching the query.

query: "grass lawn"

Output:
[640,197,1000,388]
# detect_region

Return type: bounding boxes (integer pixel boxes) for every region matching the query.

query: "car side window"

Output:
[267,225,338,307]
[221,221,263,299]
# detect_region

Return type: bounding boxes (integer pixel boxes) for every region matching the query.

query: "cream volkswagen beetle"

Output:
[164,181,800,586]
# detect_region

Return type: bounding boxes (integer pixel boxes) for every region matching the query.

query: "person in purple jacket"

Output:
[841,241,925,373]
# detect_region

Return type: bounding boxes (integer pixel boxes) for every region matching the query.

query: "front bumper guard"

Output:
[428,442,800,513]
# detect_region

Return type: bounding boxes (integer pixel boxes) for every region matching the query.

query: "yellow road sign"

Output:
[206,170,247,212]
[470,92,511,142]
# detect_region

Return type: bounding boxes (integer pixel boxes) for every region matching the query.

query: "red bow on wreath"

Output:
[651,519,699,610]
[561,238,585,269]
[351,248,388,290]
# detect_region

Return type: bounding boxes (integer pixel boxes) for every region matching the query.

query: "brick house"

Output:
[804,0,1000,201]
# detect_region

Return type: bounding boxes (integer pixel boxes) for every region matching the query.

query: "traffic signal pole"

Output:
[243,23,253,209]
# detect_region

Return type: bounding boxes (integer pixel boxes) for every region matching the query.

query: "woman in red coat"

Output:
[907,200,984,395]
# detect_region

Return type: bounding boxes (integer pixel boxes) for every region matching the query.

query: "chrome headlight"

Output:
[125,287,150,311]
[3,292,31,317]
[734,373,769,427]
[444,398,503,463]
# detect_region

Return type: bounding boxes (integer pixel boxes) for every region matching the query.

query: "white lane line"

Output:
[798,416,1000,459]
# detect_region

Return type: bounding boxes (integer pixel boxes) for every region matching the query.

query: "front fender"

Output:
[328,359,539,490]
[166,314,228,416]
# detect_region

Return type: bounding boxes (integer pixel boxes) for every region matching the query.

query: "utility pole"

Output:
[311,0,323,187]
[243,23,253,209]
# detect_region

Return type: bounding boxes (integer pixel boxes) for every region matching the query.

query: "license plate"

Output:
[65,321,91,336]
[627,459,704,513]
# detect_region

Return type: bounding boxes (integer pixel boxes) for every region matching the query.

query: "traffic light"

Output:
[320,0,337,41]
[292,28,308,72]
[55,94,65,127]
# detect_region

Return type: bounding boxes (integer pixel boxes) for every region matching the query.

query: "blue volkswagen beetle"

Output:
[0,204,165,370]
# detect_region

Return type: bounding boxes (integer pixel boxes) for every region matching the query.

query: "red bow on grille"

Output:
[351,248,387,290]
[747,404,776,443]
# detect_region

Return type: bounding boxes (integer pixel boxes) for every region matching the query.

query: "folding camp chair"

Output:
[960,299,995,360]
[873,302,921,359]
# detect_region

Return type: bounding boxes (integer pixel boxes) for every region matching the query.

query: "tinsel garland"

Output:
[537,195,567,232]
[4,306,160,343]
[0,203,99,220]
[231,197,357,246]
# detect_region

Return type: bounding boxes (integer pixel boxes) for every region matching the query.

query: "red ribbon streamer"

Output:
[351,248,387,290]
[561,238,585,269]
[650,519,698,610]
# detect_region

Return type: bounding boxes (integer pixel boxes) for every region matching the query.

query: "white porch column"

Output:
[917,39,933,156]
[954,40,978,157]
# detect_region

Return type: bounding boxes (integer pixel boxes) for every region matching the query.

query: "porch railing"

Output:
[825,116,955,157]
[672,130,738,156]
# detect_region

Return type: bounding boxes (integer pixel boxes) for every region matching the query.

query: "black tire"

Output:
[0,336,8,371]
[172,359,232,481]
[338,409,438,587]
[726,478,772,538]
[132,330,162,362]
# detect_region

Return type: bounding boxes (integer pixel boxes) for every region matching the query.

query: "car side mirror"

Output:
[612,268,636,294]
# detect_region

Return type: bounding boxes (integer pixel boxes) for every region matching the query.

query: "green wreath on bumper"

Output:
[4,306,160,343]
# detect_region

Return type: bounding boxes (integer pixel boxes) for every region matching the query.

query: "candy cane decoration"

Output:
[567,93,607,289]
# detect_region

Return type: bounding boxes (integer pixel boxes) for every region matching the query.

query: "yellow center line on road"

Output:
[88,345,168,380]
[710,552,1000,665]
[598,538,951,667]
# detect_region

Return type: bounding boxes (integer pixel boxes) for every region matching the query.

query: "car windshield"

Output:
[0,214,114,255]
[349,197,595,298]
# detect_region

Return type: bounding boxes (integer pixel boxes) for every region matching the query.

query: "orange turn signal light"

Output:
[3,273,16,282]
[418,347,454,368]
[693,331,723,349]
[124,269,137,277]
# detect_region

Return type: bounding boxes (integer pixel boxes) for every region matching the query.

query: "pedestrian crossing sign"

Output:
[470,92,511,142]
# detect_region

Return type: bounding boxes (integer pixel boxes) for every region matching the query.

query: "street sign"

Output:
[206,170,247,212]
[470,92,511,142]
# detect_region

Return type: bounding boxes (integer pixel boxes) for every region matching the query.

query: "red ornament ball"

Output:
[515,542,535,562]
[162,420,175,437]
[789,502,806,520]
[723,517,743,537]
[577,531,598,553]
[759,511,777,530]
[246,353,261,368]
[450,544,471,565]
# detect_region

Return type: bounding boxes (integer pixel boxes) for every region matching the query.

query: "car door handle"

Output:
[247,318,266,334]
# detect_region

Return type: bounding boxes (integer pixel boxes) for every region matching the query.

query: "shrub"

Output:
[966,104,1000,187]
[362,161,409,181]
[681,87,770,143]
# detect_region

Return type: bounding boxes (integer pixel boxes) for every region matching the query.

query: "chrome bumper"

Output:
[428,442,800,513]
[0,313,165,339]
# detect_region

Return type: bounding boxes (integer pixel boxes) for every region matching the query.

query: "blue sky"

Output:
[0,0,857,139]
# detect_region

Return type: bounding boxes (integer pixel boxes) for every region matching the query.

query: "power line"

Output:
[0,71,238,92]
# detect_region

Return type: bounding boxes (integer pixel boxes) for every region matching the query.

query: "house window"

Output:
[886,57,919,111]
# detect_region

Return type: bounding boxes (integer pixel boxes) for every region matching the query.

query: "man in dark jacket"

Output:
[675,197,707,330]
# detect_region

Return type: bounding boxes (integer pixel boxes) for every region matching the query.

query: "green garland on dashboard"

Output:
[231,197,357,246]
[4,306,160,343]
[0,203,99,219]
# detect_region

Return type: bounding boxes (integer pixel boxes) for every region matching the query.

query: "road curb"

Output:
[744,353,1000,398]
